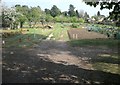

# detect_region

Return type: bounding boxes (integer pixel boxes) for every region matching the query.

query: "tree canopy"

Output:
[68,4,76,17]
[50,5,61,17]
[83,0,120,21]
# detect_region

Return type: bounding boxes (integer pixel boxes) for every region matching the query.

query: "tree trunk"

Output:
[20,22,23,28]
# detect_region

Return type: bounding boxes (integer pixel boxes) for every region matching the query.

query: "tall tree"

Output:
[68,4,76,17]
[84,12,89,19]
[50,5,61,17]
[97,11,100,16]
[76,10,80,18]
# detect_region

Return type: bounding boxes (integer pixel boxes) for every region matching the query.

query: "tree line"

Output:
[2,4,91,29]
[2,0,119,29]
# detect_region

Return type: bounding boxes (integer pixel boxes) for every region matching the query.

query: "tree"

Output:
[28,6,42,27]
[22,5,29,16]
[50,5,61,17]
[15,5,29,15]
[76,10,80,18]
[97,11,100,16]
[15,5,29,28]
[68,4,76,17]
[84,12,89,22]
[17,14,27,28]
[2,5,19,29]
[45,8,51,15]
[2,7,11,27]
[83,0,120,21]
[45,15,53,22]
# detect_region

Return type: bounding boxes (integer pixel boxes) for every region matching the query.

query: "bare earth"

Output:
[2,29,120,84]
[2,40,120,84]
[68,28,107,39]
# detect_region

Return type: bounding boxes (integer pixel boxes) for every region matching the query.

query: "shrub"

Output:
[71,23,79,28]
[78,18,84,23]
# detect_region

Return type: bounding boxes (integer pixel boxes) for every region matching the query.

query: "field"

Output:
[2,23,120,84]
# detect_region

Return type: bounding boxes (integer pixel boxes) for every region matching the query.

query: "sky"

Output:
[1,0,113,17]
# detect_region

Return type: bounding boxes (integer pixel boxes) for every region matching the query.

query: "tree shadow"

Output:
[91,55,120,64]
[2,33,120,84]
[65,42,119,64]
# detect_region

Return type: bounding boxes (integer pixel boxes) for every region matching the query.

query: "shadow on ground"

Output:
[2,33,120,84]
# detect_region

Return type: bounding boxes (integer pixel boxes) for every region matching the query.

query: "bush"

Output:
[78,18,84,23]
[70,17,78,23]
[71,23,79,28]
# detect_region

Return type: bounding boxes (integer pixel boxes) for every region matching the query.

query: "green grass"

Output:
[68,39,120,47]
[2,23,71,48]
[2,28,51,48]
[92,53,120,74]
[93,62,119,74]
[48,23,70,40]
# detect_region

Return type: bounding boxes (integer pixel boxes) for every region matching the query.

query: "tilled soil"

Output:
[68,28,108,39]
[2,40,120,84]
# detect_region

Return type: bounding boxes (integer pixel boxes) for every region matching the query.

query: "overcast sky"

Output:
[2,0,112,17]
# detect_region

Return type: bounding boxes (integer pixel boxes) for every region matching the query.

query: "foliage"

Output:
[15,5,29,28]
[2,6,19,29]
[45,15,54,22]
[50,5,61,17]
[71,23,79,28]
[97,11,100,16]
[84,12,89,22]
[45,8,51,15]
[76,10,80,18]
[70,17,78,22]
[83,0,120,21]
[68,4,76,17]
[27,6,42,27]
[78,18,85,23]
[17,14,27,28]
